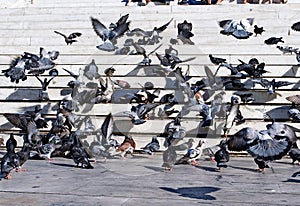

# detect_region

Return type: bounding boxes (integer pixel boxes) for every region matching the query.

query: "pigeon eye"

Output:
[281,131,285,134]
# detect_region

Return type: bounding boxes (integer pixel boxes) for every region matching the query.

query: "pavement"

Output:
[0,152,300,206]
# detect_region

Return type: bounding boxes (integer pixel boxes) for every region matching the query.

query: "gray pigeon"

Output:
[91,16,130,51]
[83,59,101,80]
[141,136,160,155]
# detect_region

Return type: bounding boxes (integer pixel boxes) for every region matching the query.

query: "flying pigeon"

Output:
[214,140,230,172]
[2,56,29,83]
[141,136,160,155]
[276,45,299,54]
[264,37,284,45]
[252,78,295,94]
[130,42,162,65]
[175,140,206,166]
[253,25,265,36]
[127,18,173,44]
[177,20,194,44]
[54,31,82,45]
[91,16,130,51]
[218,18,254,39]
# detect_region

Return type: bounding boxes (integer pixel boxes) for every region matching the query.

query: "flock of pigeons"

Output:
[1,13,300,180]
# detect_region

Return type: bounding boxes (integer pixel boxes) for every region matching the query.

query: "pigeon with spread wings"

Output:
[91,16,130,51]
[218,18,254,39]
[127,18,173,45]
[54,31,82,45]
[225,123,295,172]
[252,78,295,94]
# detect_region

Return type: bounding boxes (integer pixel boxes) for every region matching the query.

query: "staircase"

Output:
[0,0,299,149]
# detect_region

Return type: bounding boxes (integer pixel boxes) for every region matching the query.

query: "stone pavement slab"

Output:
[0,153,300,206]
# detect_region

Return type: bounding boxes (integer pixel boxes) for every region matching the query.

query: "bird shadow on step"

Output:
[160,186,220,200]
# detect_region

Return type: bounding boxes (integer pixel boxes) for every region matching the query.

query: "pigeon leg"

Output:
[257,168,265,173]
[191,160,199,166]
[210,157,215,162]
[4,172,12,179]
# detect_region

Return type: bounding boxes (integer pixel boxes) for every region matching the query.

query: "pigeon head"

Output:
[104,67,115,76]
[231,95,241,105]
[266,123,298,143]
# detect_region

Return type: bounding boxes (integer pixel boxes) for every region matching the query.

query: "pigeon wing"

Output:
[156,18,173,33]
[91,17,108,41]
[4,113,28,130]
[101,113,114,144]
[116,14,129,27]
[110,21,130,40]
[247,138,292,161]
[286,95,300,104]
[226,127,259,151]
[68,32,82,39]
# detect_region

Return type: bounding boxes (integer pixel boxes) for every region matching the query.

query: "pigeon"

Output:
[219,18,254,39]
[223,95,245,136]
[35,76,55,101]
[83,59,101,80]
[252,78,295,94]
[209,54,226,65]
[70,132,94,169]
[141,136,160,155]
[156,52,196,71]
[1,134,19,179]
[125,103,160,125]
[29,47,59,75]
[91,16,130,51]
[289,142,300,165]
[130,42,162,65]
[54,31,82,45]
[115,135,136,158]
[2,56,29,84]
[214,140,230,171]
[15,142,31,172]
[276,45,299,54]
[253,25,265,36]
[175,140,206,166]
[177,20,194,44]
[291,21,300,32]
[4,105,47,128]
[264,37,284,45]
[127,18,173,44]
[225,123,294,172]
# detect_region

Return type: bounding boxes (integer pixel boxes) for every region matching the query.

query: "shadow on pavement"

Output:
[160,186,220,200]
